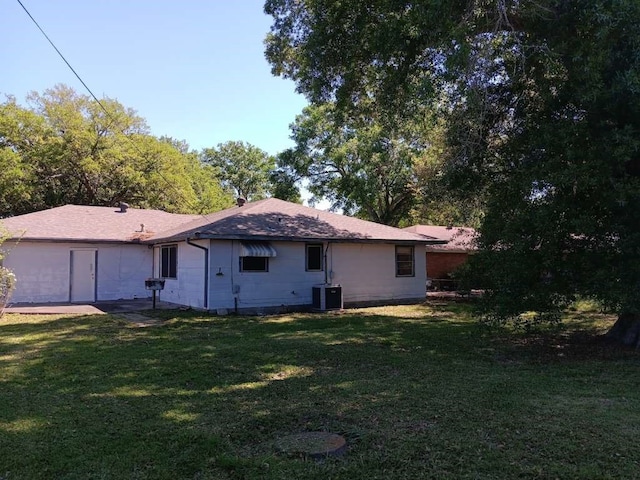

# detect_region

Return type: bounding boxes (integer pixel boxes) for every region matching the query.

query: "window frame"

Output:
[240,256,269,272]
[395,245,415,277]
[160,244,177,279]
[305,243,324,272]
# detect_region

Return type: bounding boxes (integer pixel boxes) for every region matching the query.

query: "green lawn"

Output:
[1,303,639,479]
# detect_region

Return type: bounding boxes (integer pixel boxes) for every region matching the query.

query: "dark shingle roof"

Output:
[1,200,444,245]
[150,198,442,244]
[404,225,477,252]
[2,205,200,243]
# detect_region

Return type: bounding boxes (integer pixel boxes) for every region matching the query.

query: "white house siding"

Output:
[162,239,426,311]
[154,241,207,309]
[95,244,152,300]
[3,241,152,303]
[328,243,427,305]
[207,240,326,312]
[208,240,236,310]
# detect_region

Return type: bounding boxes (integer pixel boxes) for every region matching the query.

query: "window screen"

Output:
[395,245,415,277]
[160,245,177,278]
[306,244,323,271]
[240,256,269,272]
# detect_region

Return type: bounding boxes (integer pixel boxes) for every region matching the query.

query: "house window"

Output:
[240,257,269,272]
[396,245,415,277]
[239,241,275,272]
[160,245,177,278]
[306,244,323,271]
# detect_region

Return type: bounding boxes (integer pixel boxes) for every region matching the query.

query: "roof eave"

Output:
[6,237,145,245]
[146,234,445,245]
[426,247,477,253]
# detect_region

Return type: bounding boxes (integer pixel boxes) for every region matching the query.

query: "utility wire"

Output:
[15,0,203,213]
[16,0,112,120]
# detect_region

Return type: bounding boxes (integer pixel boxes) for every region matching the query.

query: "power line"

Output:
[15,0,204,213]
[15,0,112,119]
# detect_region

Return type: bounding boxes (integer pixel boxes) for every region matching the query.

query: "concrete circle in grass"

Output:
[275,432,347,458]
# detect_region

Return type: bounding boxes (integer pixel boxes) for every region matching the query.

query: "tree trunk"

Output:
[606,313,640,348]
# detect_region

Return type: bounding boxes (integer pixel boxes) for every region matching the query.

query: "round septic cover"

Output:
[275,432,347,458]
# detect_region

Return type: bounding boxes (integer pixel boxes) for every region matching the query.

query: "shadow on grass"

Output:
[0,307,483,478]
[0,305,638,479]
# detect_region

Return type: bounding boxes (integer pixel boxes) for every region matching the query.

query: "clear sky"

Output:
[1,0,308,155]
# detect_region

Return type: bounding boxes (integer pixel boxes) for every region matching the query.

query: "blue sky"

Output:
[1,0,308,155]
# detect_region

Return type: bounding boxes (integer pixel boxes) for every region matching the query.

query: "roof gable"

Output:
[2,205,200,243]
[404,225,477,251]
[150,198,442,244]
[2,200,445,245]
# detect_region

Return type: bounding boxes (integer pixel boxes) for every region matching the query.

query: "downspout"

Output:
[186,238,209,310]
[324,242,331,284]
[151,246,158,278]
[231,240,237,314]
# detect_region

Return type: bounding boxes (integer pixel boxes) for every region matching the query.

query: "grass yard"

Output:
[0,302,639,479]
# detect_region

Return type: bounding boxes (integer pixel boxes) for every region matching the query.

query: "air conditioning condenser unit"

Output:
[312,284,343,311]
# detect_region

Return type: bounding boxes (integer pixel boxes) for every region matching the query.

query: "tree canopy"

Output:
[265,1,640,341]
[201,140,302,203]
[201,141,276,202]
[279,102,438,225]
[0,85,233,216]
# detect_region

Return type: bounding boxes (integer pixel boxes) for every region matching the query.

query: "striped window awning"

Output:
[240,242,277,257]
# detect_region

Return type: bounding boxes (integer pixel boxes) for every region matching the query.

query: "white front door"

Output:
[70,250,96,302]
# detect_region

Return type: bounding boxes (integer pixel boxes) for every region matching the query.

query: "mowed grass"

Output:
[1,302,639,479]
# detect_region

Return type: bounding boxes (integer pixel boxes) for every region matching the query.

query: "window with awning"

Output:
[240,242,277,257]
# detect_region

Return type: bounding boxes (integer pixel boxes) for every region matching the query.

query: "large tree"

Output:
[201,141,277,201]
[280,102,440,226]
[265,1,640,344]
[269,162,302,203]
[0,85,232,215]
[0,96,54,216]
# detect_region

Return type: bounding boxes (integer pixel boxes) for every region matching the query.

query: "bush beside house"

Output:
[0,226,16,315]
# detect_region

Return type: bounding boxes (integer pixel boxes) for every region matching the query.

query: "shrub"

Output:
[0,266,16,317]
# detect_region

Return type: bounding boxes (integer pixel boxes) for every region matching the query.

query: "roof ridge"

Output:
[237,197,273,211]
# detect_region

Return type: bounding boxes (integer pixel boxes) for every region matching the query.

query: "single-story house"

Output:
[2,198,444,312]
[403,225,476,289]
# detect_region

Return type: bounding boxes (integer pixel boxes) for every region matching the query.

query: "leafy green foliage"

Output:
[0,85,233,215]
[201,141,277,201]
[0,266,15,316]
[265,0,463,112]
[459,2,640,321]
[265,1,640,323]
[280,102,447,226]
[281,103,410,223]
[266,2,485,226]
[0,225,15,315]
[269,163,302,203]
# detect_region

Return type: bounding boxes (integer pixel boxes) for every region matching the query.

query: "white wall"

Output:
[154,241,207,309]
[329,243,427,304]
[96,244,153,300]
[5,239,426,308]
[3,241,152,303]
[203,240,326,311]
[162,240,426,311]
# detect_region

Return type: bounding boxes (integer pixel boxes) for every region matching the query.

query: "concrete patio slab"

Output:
[3,304,106,315]
[3,299,181,315]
